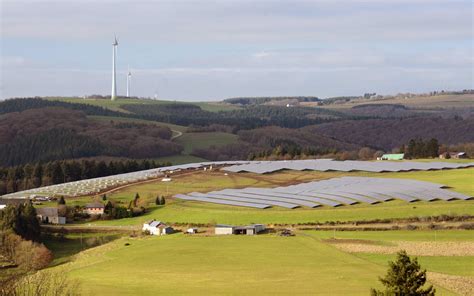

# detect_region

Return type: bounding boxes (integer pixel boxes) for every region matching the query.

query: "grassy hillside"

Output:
[176,132,238,154]
[50,230,464,295]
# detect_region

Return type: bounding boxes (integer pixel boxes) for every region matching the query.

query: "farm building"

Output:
[380,153,404,160]
[439,152,468,159]
[143,220,174,235]
[215,224,235,235]
[84,202,105,215]
[215,224,266,235]
[36,207,66,224]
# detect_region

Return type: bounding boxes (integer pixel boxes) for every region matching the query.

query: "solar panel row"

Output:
[222,159,474,174]
[174,176,472,209]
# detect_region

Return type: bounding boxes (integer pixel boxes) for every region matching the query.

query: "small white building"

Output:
[186,228,198,234]
[143,220,173,235]
[215,224,235,235]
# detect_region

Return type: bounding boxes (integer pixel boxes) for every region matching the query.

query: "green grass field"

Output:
[49,230,464,295]
[176,132,238,154]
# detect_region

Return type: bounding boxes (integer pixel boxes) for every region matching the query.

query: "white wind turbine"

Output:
[111,35,118,101]
[126,66,132,98]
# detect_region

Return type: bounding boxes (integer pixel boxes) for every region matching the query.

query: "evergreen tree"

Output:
[371,250,435,296]
[160,196,166,205]
[58,196,66,205]
[104,201,113,215]
[50,161,64,184]
[32,163,43,188]
[102,194,107,201]
[155,196,161,205]
[133,193,140,207]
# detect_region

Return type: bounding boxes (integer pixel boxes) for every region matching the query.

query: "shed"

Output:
[36,207,66,225]
[234,224,266,235]
[215,224,266,235]
[381,153,404,160]
[214,224,235,235]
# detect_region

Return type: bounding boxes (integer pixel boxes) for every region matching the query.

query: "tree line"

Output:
[400,138,439,159]
[0,159,169,195]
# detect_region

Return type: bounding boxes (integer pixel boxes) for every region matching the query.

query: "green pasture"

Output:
[176,132,238,154]
[54,231,456,295]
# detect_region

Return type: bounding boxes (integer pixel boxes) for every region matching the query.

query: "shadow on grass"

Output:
[42,233,122,267]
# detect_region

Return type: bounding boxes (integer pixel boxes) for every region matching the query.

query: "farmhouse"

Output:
[143,220,174,235]
[36,207,66,224]
[215,224,266,235]
[380,153,404,160]
[84,202,105,215]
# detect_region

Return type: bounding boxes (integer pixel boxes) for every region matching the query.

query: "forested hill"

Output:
[0,96,472,168]
[0,97,124,117]
[121,103,349,129]
[304,117,474,151]
[0,107,181,166]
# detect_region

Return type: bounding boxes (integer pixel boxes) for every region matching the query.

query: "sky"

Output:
[1,0,473,101]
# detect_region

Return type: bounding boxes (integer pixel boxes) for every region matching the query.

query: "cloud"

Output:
[1,0,472,100]
[2,1,471,42]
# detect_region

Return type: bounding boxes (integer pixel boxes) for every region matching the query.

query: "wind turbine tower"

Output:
[126,67,132,97]
[111,36,118,101]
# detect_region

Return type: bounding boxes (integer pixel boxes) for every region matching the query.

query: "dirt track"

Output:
[328,240,474,256]
[428,272,474,296]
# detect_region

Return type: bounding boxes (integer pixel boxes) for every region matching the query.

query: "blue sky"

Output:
[1,0,472,101]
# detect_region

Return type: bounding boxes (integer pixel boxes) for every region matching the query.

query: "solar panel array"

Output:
[0,161,248,199]
[2,159,472,200]
[174,176,472,209]
[222,159,474,174]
